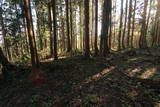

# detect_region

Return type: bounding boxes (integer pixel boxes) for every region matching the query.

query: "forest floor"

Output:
[0,47,160,107]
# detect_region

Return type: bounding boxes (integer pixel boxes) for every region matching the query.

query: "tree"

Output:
[118,0,124,50]
[131,0,137,48]
[69,0,73,49]
[139,0,148,48]
[14,3,24,57]
[35,5,43,51]
[0,47,15,79]
[113,0,117,47]
[122,0,128,49]
[108,1,112,50]
[145,0,152,37]
[100,0,111,56]
[51,0,58,60]
[0,47,10,67]
[34,0,49,51]
[152,0,160,46]
[48,2,54,56]
[84,0,90,58]
[22,3,30,53]
[126,0,133,47]
[90,0,94,51]
[65,0,72,52]
[0,47,8,77]
[94,0,99,55]
[23,0,39,67]
[79,0,84,50]
[0,6,12,61]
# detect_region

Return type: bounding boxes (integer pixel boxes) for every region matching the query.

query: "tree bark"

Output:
[144,0,152,46]
[0,47,15,79]
[100,0,111,56]
[94,0,99,56]
[122,0,128,49]
[139,0,148,48]
[0,7,12,61]
[65,0,72,52]
[69,0,73,50]
[23,0,39,68]
[0,47,11,68]
[131,0,137,48]
[36,11,43,50]
[127,0,132,48]
[113,0,117,47]
[15,4,24,57]
[151,1,160,46]
[79,1,83,50]
[60,0,65,51]
[90,0,94,51]
[51,0,58,60]
[48,3,54,56]
[118,0,124,50]
[84,0,90,58]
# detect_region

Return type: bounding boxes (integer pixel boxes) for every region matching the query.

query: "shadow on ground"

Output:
[0,48,160,107]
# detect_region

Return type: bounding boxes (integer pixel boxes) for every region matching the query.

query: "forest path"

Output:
[0,48,160,107]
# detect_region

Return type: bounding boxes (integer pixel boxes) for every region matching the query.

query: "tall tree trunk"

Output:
[60,0,65,51]
[0,47,10,78]
[127,0,132,48]
[113,0,117,47]
[23,17,29,53]
[90,0,94,51]
[48,3,54,56]
[94,0,98,55]
[122,0,128,49]
[152,2,159,46]
[108,1,112,50]
[36,12,43,50]
[69,0,73,49]
[73,9,77,49]
[79,1,83,50]
[51,0,58,60]
[100,0,111,56]
[0,7,12,61]
[65,0,71,52]
[0,47,10,66]
[139,0,148,48]
[15,4,24,56]
[154,0,160,45]
[131,0,136,48]
[23,0,39,68]
[118,0,124,50]
[84,0,90,58]
[145,0,152,46]
[22,3,30,53]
